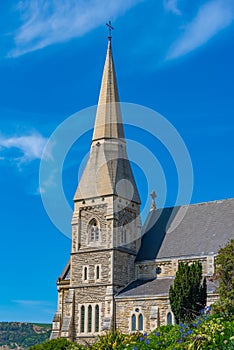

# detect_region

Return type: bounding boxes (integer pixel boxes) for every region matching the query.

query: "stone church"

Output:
[51,36,234,343]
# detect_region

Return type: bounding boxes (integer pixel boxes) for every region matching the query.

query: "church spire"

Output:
[74,35,140,204]
[92,35,124,142]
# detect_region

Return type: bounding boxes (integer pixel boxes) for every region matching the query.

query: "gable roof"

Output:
[136,198,234,262]
[116,278,218,298]
[58,260,70,282]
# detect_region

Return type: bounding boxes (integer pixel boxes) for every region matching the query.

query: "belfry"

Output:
[51,33,234,344]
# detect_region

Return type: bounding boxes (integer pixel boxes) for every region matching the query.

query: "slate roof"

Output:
[116,278,218,299]
[116,278,174,298]
[136,198,234,262]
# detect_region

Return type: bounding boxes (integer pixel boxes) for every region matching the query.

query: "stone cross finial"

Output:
[106,21,114,40]
[150,190,157,211]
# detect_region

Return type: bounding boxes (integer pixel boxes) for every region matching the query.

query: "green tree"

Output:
[169,261,207,323]
[213,239,234,318]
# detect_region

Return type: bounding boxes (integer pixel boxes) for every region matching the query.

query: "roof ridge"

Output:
[154,197,234,211]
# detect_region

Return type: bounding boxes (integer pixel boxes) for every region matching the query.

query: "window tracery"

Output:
[89,218,100,242]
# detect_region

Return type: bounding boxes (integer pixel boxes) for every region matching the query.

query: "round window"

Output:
[156,266,162,274]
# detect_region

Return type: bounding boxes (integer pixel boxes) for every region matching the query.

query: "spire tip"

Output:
[106,21,114,41]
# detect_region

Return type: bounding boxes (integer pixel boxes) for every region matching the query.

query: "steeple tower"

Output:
[51,35,142,343]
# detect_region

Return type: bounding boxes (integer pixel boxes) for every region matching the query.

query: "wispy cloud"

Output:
[163,0,181,15]
[38,169,57,195]
[167,0,234,60]
[0,133,47,163]
[10,0,142,57]
[13,299,53,307]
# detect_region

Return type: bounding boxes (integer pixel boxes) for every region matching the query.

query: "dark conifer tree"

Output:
[169,261,207,323]
[214,239,234,317]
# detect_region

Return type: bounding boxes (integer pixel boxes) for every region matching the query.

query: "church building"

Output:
[50,35,234,344]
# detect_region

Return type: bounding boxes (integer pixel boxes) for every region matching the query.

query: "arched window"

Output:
[131,314,136,331]
[88,305,92,333]
[80,306,85,333]
[89,219,99,241]
[167,312,172,325]
[138,313,143,331]
[96,265,100,280]
[95,305,99,332]
[84,266,88,280]
[121,222,127,244]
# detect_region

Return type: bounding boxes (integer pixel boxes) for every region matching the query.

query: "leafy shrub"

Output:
[130,313,234,349]
[29,313,234,350]
[29,338,82,350]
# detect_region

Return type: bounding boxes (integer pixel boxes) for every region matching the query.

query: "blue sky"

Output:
[0,0,234,323]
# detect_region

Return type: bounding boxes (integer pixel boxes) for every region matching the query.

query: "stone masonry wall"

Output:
[115,297,171,334]
[113,250,136,289]
[71,251,112,285]
[72,286,107,341]
[136,256,213,280]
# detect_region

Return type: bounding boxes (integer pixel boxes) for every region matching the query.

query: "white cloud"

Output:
[13,299,53,307]
[0,133,47,163]
[163,0,181,15]
[167,0,234,60]
[10,0,142,57]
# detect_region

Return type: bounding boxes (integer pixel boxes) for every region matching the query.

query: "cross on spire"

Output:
[106,21,114,40]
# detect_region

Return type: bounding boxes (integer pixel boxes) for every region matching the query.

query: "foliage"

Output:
[128,313,234,350]
[91,330,126,349]
[29,338,84,350]
[0,322,51,349]
[213,239,234,318]
[169,261,207,323]
[28,313,234,350]
[91,330,141,350]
